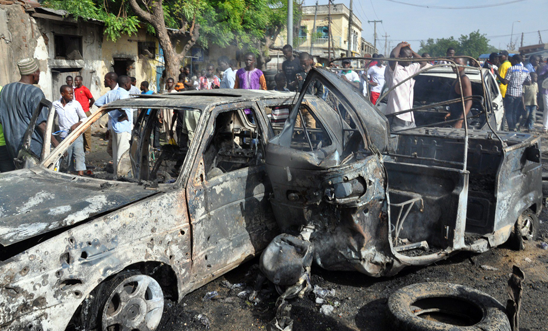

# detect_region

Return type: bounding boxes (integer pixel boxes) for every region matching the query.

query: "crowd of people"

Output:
[1,43,547,174]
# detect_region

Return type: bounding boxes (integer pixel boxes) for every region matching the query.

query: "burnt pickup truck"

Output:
[260,67,542,289]
[0,68,542,330]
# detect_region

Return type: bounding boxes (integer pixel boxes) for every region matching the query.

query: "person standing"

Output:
[94,74,133,177]
[525,55,538,73]
[66,75,75,88]
[367,55,386,105]
[497,51,512,99]
[502,55,531,131]
[385,42,423,132]
[521,72,538,132]
[199,64,220,90]
[140,81,160,148]
[129,77,141,95]
[340,59,360,90]
[445,58,473,129]
[0,58,60,171]
[234,53,267,90]
[282,44,302,91]
[74,76,95,152]
[297,52,323,98]
[53,85,87,175]
[218,56,235,89]
[482,52,500,74]
[178,66,193,90]
[274,73,289,92]
[538,62,548,131]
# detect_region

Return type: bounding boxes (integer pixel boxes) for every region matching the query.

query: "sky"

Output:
[302,0,548,54]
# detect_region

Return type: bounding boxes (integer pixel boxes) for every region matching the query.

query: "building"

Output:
[0,2,162,101]
[272,3,376,66]
[519,43,548,62]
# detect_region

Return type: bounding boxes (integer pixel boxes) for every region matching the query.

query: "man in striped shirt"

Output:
[502,54,531,131]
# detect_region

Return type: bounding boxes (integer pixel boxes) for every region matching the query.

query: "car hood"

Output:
[0,169,159,247]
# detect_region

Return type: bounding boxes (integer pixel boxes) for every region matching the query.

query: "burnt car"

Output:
[0,89,307,330]
[259,66,542,291]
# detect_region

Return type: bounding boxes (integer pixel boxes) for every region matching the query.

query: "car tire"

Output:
[387,282,511,331]
[80,270,165,331]
[509,209,540,250]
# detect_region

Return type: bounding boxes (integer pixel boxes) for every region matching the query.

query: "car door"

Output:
[485,71,504,130]
[185,102,278,283]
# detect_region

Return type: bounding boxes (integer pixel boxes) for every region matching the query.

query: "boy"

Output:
[274,73,289,91]
[522,72,538,132]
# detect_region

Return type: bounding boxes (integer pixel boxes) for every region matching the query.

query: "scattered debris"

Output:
[313,285,336,299]
[539,242,548,250]
[194,314,211,329]
[238,289,252,299]
[202,291,219,301]
[221,280,245,290]
[481,265,499,271]
[524,257,532,263]
[507,266,525,331]
[315,297,324,304]
[319,304,334,316]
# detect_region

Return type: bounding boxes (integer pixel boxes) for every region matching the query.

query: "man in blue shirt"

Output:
[525,55,538,73]
[94,73,132,176]
[218,56,235,89]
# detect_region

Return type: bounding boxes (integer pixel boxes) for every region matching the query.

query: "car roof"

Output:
[419,67,490,83]
[103,89,299,110]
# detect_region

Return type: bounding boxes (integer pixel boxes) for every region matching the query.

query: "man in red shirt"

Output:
[74,76,95,152]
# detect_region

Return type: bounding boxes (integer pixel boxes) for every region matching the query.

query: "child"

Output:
[522,72,538,132]
[274,73,289,91]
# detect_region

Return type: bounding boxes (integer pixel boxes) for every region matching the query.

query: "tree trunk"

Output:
[128,0,199,87]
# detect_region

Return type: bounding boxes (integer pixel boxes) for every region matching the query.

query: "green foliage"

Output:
[43,0,140,41]
[418,30,498,58]
[43,0,294,52]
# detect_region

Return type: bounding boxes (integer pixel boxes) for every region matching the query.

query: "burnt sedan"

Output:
[0,90,306,331]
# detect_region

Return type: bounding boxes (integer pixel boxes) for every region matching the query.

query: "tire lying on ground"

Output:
[387,282,510,331]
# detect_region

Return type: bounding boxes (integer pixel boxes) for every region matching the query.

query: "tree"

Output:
[44,0,294,77]
[418,30,498,59]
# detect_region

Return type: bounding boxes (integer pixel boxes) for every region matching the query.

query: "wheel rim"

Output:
[102,275,164,331]
[518,214,534,240]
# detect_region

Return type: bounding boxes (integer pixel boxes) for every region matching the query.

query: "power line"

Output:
[369,0,379,19]
[384,0,526,10]
[386,29,548,43]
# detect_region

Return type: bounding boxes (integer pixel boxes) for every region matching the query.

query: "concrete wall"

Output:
[0,3,160,104]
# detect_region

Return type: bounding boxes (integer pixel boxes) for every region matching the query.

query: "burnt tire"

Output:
[387,282,510,331]
[509,209,540,250]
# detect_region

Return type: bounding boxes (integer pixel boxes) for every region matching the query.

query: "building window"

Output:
[138,42,157,59]
[316,26,329,39]
[298,26,307,39]
[54,35,83,60]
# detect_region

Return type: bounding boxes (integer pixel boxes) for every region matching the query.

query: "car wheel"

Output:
[509,209,539,250]
[96,271,164,331]
[388,282,510,331]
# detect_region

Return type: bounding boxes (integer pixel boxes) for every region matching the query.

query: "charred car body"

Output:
[0,66,542,330]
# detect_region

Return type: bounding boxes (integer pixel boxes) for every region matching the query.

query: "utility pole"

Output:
[368,20,382,52]
[383,33,390,56]
[328,0,332,63]
[520,32,524,48]
[287,0,293,46]
[346,0,353,57]
[539,30,544,44]
[310,0,318,55]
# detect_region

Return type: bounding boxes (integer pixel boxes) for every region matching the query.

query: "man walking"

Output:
[282,45,302,91]
[74,76,95,152]
[0,58,60,171]
[94,74,133,177]
[53,85,87,175]
[502,55,531,131]
[367,55,386,105]
[218,56,235,89]
[385,42,423,132]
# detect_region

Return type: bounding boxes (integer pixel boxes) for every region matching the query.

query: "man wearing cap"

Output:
[0,58,59,171]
